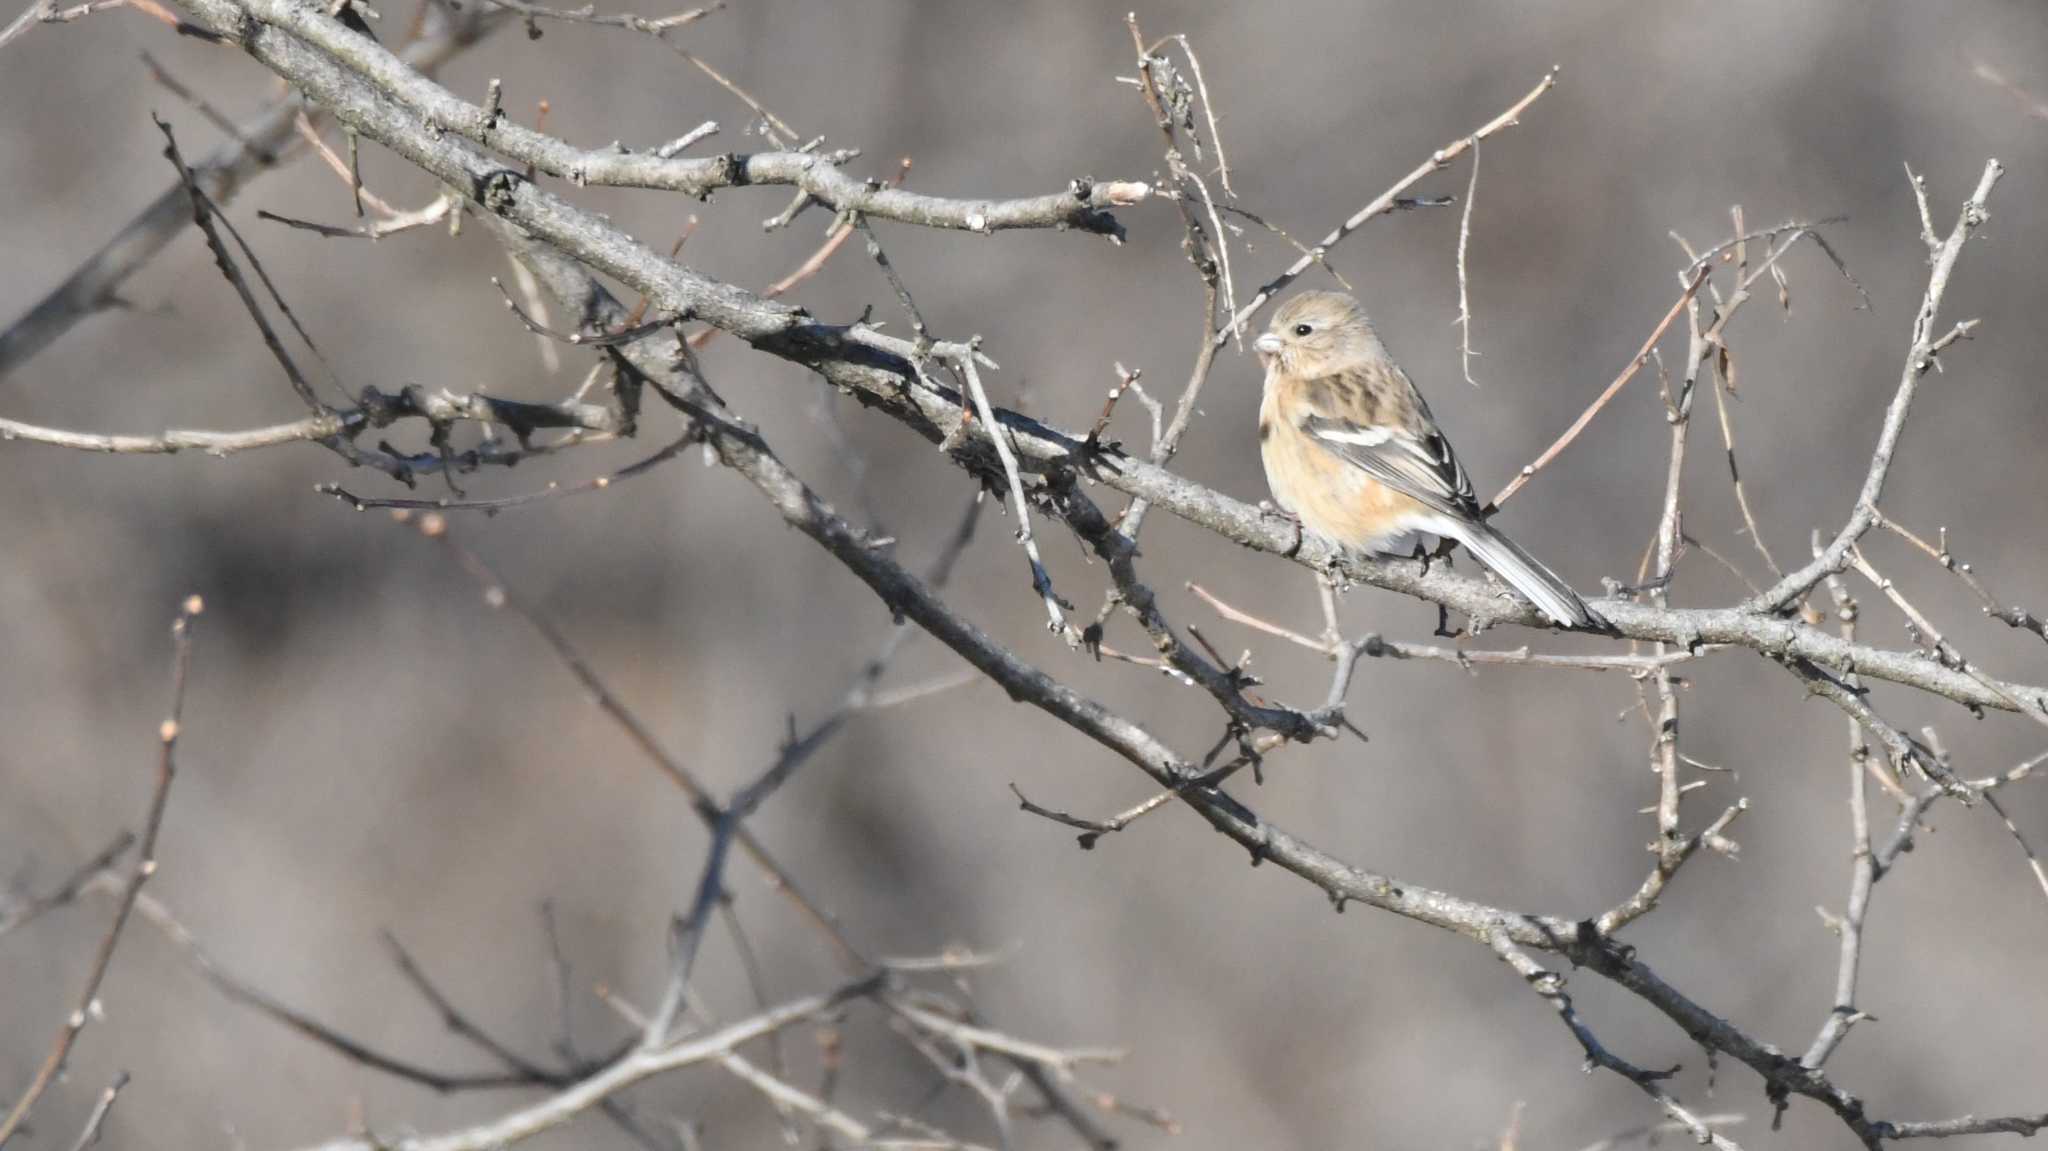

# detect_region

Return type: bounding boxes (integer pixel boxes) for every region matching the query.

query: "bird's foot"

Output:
[1261,501,1307,559]
[1410,537,1459,578]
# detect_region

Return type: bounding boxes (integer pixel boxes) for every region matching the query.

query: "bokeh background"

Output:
[4,2,2048,1147]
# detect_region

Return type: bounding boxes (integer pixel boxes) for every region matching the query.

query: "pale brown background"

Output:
[3,2,2047,1148]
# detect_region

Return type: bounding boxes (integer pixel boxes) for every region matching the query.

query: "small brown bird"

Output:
[1254,290,1597,628]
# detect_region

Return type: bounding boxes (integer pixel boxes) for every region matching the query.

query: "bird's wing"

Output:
[1295,367,1482,521]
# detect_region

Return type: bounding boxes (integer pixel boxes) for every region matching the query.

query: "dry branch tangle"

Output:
[0,3,499,379]
[490,208,2039,1151]
[158,0,2048,735]
[18,0,2048,1146]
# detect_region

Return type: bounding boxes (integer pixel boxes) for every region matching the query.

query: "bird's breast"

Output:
[1259,390,1430,554]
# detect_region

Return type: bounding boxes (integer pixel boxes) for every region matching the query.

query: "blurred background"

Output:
[3,1,2047,1147]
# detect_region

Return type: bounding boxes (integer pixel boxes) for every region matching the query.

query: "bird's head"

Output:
[1254,290,1381,378]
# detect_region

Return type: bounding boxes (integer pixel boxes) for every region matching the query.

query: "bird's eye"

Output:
[1292,323,1313,337]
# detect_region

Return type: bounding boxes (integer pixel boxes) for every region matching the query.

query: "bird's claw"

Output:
[1261,503,1306,559]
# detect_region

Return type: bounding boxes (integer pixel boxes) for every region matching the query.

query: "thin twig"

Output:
[1981,781,2048,908]
[1454,139,1481,385]
[1799,564,1926,1069]
[1490,933,1745,1150]
[1127,16,1236,347]
[691,158,906,352]
[62,1072,128,1151]
[1490,265,1707,510]
[259,195,453,240]
[158,116,329,413]
[302,977,883,1151]
[478,0,718,37]
[0,6,497,379]
[1220,68,1557,343]
[1873,512,2048,645]
[318,430,691,513]
[142,51,270,157]
[1570,1114,1746,1151]
[381,934,666,1151]
[1849,546,2048,758]
[1215,203,1354,289]
[102,878,574,1091]
[1753,160,2004,613]
[955,350,1069,633]
[290,110,403,217]
[1162,33,1233,197]
[0,596,202,1147]
[1708,206,1784,580]
[0,832,135,940]
[402,513,866,970]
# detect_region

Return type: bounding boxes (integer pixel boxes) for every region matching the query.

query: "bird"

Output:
[1253,290,1599,629]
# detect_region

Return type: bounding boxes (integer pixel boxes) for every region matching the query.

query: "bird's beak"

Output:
[1253,333,1283,356]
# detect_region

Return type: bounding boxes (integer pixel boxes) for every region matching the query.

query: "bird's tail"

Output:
[1439,519,1600,629]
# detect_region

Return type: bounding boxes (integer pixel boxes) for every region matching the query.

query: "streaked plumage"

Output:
[1255,291,1597,629]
